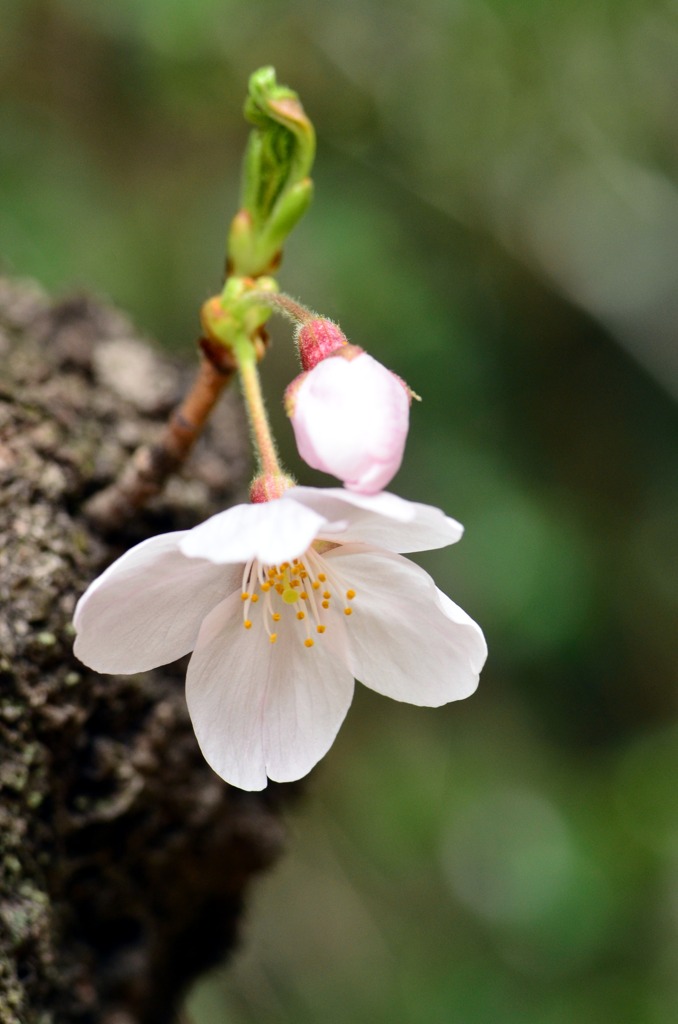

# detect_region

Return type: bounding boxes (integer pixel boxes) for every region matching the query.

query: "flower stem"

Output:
[235,342,284,478]
[250,291,315,326]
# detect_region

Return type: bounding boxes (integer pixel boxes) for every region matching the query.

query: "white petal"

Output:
[324,546,486,705]
[73,532,240,674]
[179,499,329,566]
[185,593,354,790]
[435,588,488,674]
[186,592,268,791]
[263,628,355,784]
[287,486,463,553]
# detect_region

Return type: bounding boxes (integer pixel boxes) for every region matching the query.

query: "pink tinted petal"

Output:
[180,499,328,566]
[185,593,354,790]
[74,532,240,674]
[288,486,463,553]
[290,353,409,493]
[324,546,485,705]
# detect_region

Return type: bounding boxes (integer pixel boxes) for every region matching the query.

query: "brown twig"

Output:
[84,340,237,531]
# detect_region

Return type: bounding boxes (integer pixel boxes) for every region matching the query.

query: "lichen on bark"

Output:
[0,277,293,1024]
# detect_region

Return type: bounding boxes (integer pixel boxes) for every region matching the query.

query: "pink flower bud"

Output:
[286,349,411,494]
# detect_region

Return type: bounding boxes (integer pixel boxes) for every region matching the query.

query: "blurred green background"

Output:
[2,1,678,1021]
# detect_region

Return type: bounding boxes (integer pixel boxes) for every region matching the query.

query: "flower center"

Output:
[240,547,356,647]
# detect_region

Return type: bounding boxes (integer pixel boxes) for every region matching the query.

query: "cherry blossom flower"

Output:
[286,350,410,493]
[73,487,486,791]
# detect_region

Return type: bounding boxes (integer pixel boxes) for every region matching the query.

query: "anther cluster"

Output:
[240,551,356,647]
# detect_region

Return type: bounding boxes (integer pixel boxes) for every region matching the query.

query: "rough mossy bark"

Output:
[0,277,293,1024]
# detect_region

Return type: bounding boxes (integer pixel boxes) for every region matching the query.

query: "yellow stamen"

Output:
[240,553,357,649]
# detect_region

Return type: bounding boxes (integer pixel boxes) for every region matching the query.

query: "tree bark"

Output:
[0,277,294,1024]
